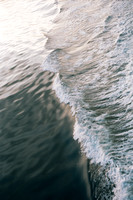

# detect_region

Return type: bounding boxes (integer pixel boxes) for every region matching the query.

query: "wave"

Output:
[42,0,133,199]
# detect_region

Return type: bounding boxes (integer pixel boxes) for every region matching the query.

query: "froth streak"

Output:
[52,72,128,200]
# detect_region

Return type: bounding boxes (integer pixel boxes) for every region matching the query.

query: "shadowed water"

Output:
[0,67,91,200]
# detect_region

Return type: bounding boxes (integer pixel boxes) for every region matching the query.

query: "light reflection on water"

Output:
[0,0,59,69]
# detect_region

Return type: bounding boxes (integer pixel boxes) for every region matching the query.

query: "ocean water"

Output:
[0,0,133,200]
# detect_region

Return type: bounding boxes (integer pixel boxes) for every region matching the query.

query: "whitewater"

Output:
[42,0,133,199]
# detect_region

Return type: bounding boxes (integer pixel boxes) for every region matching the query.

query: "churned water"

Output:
[43,0,133,199]
[0,0,133,200]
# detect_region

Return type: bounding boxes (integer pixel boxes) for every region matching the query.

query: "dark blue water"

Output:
[0,0,133,200]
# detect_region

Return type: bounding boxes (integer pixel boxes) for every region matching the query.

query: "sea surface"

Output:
[0,0,133,200]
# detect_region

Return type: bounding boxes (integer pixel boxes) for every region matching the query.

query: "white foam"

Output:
[41,51,60,73]
[52,73,76,114]
[52,72,129,200]
[41,0,133,198]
